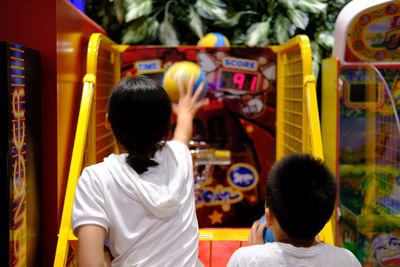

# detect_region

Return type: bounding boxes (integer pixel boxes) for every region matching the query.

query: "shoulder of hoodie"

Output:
[165,140,191,159]
[78,141,190,183]
[78,154,120,186]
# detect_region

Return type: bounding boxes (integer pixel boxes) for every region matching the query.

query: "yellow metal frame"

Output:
[275,35,323,160]
[54,33,121,266]
[274,35,333,245]
[321,57,340,243]
[321,58,339,178]
[55,33,333,266]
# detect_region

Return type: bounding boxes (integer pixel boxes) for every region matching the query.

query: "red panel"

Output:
[0,0,105,265]
[199,240,249,267]
[0,1,57,266]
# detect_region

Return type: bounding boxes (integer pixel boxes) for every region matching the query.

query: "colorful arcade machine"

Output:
[322,0,400,265]
[55,33,333,266]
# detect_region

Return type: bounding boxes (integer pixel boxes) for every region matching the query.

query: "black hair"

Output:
[266,153,337,240]
[107,75,172,174]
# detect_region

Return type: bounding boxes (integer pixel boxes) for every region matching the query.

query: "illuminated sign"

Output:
[135,59,162,73]
[347,2,400,62]
[227,163,259,191]
[10,44,27,267]
[196,185,243,212]
[223,57,258,70]
[134,60,164,83]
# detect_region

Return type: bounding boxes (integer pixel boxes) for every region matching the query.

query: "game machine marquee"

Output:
[0,42,42,266]
[122,46,277,227]
[322,0,400,265]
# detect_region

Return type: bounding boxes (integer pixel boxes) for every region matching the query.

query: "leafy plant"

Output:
[85,0,352,77]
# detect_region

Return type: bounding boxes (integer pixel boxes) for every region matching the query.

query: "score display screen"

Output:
[220,70,259,92]
[343,80,384,110]
[349,82,380,103]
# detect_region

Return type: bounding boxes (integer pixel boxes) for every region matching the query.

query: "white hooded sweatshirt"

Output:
[72,141,200,267]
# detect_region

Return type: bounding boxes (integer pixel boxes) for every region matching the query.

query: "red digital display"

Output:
[220,70,258,91]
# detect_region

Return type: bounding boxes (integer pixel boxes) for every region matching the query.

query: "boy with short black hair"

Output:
[227,153,361,267]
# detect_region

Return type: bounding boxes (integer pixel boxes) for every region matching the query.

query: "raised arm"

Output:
[172,75,208,146]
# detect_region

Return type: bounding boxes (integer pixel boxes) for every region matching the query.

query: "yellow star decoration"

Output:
[208,210,223,225]
[245,125,254,134]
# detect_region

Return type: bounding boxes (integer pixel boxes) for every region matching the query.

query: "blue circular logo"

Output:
[227,163,258,191]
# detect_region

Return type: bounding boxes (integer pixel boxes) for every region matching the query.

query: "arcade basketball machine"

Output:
[54,33,333,266]
[322,0,400,265]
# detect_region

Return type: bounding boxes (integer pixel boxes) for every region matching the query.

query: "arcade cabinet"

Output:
[55,33,333,266]
[322,0,400,265]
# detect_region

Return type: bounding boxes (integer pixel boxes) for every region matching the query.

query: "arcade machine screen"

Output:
[329,2,400,265]
[122,46,277,227]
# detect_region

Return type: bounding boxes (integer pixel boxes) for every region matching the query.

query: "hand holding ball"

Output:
[162,61,207,102]
[260,214,275,243]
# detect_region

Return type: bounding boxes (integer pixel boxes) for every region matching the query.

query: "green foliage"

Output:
[85,0,352,77]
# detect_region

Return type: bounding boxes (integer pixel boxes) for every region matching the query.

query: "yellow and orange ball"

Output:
[162,61,207,102]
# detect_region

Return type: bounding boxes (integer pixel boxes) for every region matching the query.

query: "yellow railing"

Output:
[54,33,333,266]
[274,35,333,245]
[275,35,323,160]
[54,33,120,266]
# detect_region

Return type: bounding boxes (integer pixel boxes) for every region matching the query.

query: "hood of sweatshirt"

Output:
[103,144,187,219]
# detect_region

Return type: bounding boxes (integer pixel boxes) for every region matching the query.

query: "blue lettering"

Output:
[196,186,243,211]
[203,190,213,203]
[223,58,257,70]
[136,61,160,72]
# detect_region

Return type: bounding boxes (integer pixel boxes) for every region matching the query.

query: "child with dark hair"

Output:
[227,153,361,267]
[72,75,207,266]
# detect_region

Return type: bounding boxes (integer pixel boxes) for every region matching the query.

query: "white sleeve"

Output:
[71,167,110,235]
[227,248,249,267]
[167,140,192,167]
[167,140,191,158]
[345,249,362,267]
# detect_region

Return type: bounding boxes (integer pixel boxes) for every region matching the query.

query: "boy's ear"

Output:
[105,113,112,130]
[265,207,274,227]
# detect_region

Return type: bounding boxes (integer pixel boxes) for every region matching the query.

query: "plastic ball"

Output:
[260,214,275,243]
[162,61,207,102]
[197,32,231,47]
